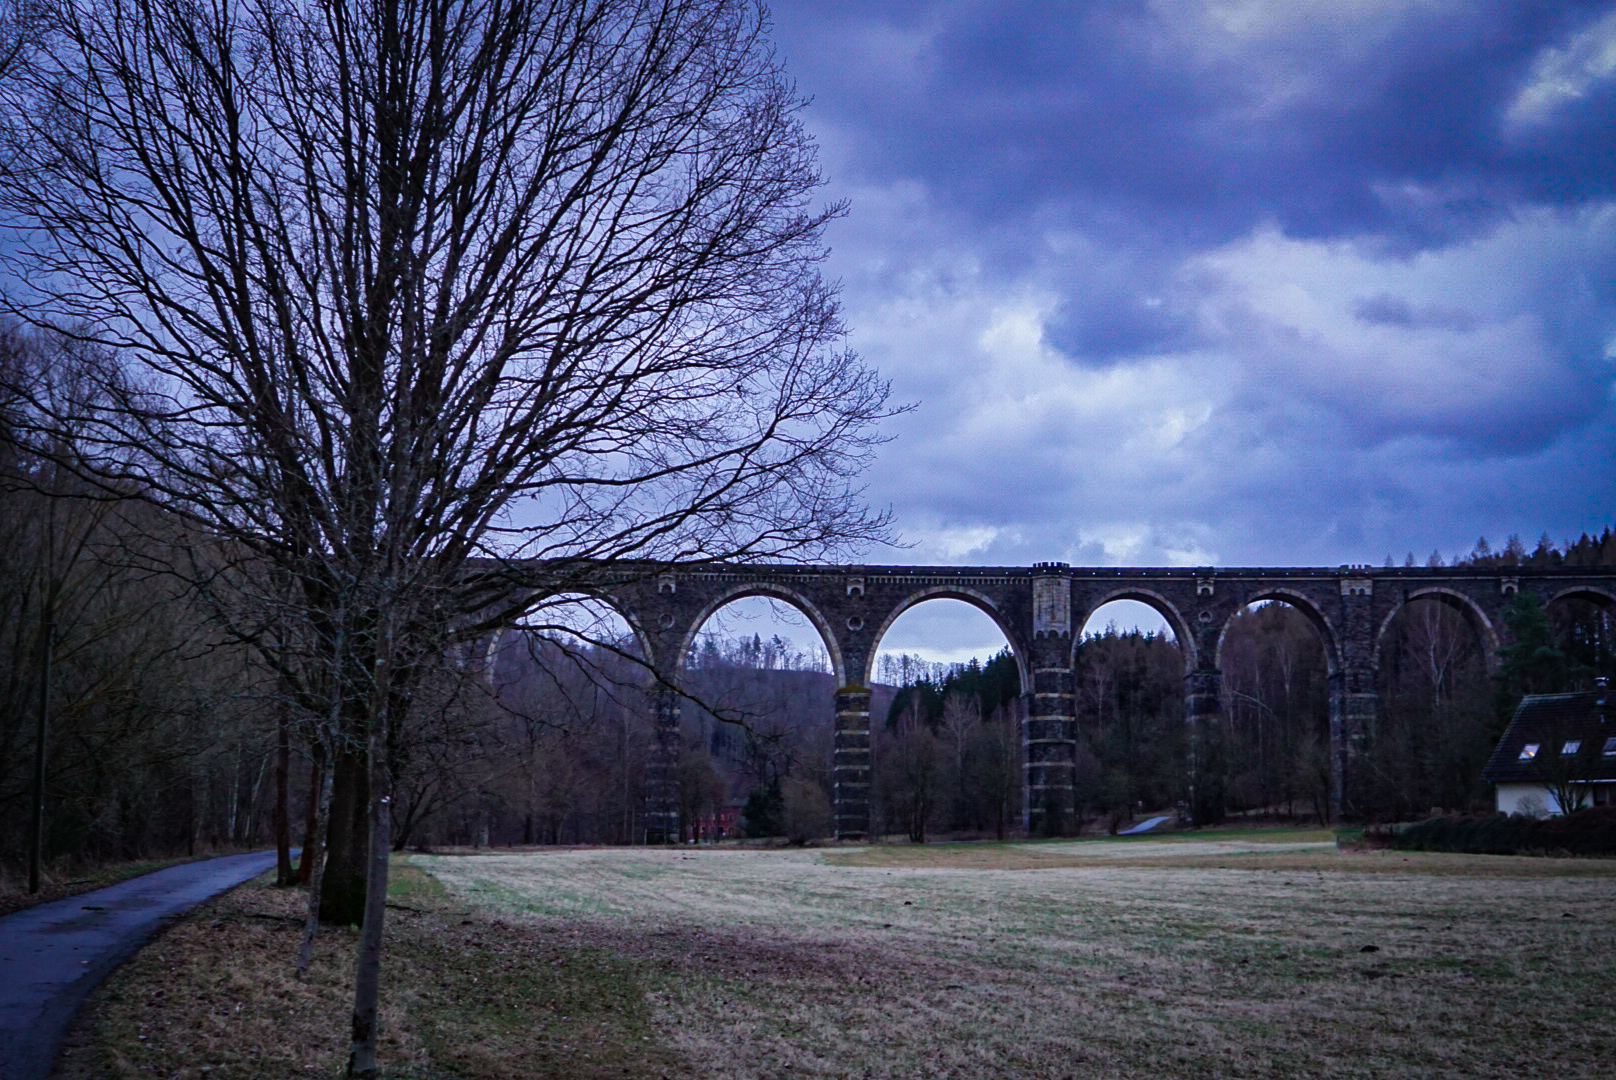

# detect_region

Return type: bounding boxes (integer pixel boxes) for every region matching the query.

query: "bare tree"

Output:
[939,690,978,783]
[0,0,43,82]
[1533,734,1600,817]
[676,742,726,840]
[882,706,944,844]
[0,1,893,1073]
[780,774,830,845]
[968,701,1019,839]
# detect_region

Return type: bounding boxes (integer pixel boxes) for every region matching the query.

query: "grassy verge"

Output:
[53,859,687,1078]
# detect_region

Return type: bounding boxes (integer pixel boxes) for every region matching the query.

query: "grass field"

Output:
[58,831,1616,1078]
[419,832,1616,1079]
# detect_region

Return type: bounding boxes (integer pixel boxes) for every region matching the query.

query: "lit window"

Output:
[1519,743,1539,760]
[1562,740,1582,755]
[1604,738,1616,757]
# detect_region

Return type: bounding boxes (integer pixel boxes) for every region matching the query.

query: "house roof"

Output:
[1481,688,1616,785]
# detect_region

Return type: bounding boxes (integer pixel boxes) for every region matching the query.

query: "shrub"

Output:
[782,778,833,846]
[1391,807,1616,856]
[742,782,784,839]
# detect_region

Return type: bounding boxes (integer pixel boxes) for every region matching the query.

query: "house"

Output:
[1482,679,1616,816]
[683,799,743,843]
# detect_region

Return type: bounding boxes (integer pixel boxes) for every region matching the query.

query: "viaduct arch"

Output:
[500,561,1616,839]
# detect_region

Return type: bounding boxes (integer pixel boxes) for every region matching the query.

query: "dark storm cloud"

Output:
[1044,290,1201,361]
[776,1,1616,249]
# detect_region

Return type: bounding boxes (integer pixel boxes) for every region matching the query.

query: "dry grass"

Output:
[420,840,1616,1080]
[54,837,1616,1078]
[53,863,684,1079]
[827,831,1616,876]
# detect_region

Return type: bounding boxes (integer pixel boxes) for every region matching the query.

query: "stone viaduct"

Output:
[508,562,1616,840]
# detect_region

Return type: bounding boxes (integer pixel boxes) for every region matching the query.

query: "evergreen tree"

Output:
[1494,592,1573,727]
[742,781,784,839]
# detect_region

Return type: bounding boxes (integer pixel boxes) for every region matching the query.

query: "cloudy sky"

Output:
[731,1,1616,661]
[769,0,1614,567]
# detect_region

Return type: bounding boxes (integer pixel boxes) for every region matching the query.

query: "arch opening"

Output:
[1072,599,1187,831]
[1215,600,1333,823]
[685,595,835,677]
[1075,589,1194,671]
[869,596,1024,843]
[681,586,843,686]
[1368,595,1497,820]
[512,591,642,644]
[494,591,647,690]
[491,590,648,704]
[468,593,651,848]
[1376,588,1499,673]
[1216,592,1338,675]
[1545,589,1616,691]
[869,593,1023,691]
[1078,599,1175,642]
[679,593,843,842]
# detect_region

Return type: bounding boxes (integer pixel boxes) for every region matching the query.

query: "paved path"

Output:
[0,851,284,1080]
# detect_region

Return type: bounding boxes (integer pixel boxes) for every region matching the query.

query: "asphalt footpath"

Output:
[0,851,285,1080]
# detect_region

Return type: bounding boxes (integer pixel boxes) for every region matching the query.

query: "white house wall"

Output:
[1493,781,1616,816]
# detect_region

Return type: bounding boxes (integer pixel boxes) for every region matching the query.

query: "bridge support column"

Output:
[1331,571,1378,822]
[1024,565,1075,836]
[644,687,681,843]
[1185,666,1225,826]
[833,686,871,840]
[1023,656,1076,837]
[1330,667,1377,821]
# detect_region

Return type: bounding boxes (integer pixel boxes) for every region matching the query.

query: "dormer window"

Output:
[1519,743,1539,760]
[1561,740,1581,755]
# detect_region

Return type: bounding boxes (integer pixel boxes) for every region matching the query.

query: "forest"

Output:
[4,479,1615,881]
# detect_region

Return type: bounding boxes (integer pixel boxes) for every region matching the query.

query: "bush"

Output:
[1390,807,1616,857]
[1335,826,1377,850]
[741,782,783,840]
[781,778,832,846]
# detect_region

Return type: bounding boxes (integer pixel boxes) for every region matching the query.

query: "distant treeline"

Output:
[1400,527,1616,568]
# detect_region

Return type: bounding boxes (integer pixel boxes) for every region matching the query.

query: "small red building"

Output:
[683,800,742,843]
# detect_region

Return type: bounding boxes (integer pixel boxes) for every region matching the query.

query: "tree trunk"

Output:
[186,772,197,856]
[346,771,392,1077]
[391,786,426,852]
[275,709,295,886]
[299,742,325,885]
[319,742,370,925]
[347,650,394,1078]
[298,738,335,976]
[227,744,241,844]
[246,754,271,845]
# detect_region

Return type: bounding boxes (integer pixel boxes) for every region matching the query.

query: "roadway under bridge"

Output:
[500,562,1616,839]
